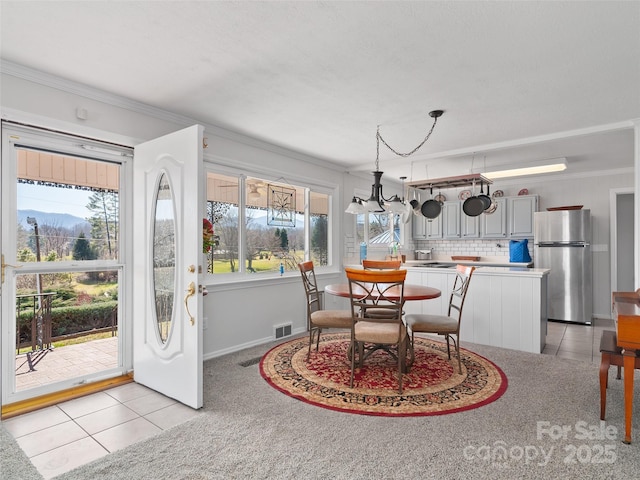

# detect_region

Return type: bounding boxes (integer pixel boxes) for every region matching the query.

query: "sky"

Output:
[17,183,93,219]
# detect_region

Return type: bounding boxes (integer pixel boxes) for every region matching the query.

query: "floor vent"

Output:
[274,323,292,339]
[239,356,262,367]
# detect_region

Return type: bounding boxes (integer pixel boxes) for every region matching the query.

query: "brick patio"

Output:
[15,336,119,392]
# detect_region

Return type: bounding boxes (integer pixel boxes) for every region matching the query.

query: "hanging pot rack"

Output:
[406,173,492,191]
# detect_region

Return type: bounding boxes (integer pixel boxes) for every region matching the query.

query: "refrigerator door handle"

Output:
[536,243,589,247]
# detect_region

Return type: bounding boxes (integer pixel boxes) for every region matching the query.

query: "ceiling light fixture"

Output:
[345,109,444,214]
[483,158,567,180]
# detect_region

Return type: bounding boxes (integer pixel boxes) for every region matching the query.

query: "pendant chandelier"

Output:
[345,109,444,214]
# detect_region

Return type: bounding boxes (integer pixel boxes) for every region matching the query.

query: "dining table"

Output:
[324,282,441,372]
[324,283,441,302]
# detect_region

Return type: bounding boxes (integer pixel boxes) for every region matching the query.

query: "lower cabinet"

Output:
[405,268,547,353]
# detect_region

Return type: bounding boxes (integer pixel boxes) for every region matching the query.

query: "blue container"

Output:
[359,243,367,263]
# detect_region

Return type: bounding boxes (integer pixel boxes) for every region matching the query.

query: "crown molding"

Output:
[1,60,346,173]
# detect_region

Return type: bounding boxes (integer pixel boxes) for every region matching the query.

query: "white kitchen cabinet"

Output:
[481,197,507,238]
[404,269,453,316]
[442,201,461,238]
[426,214,443,238]
[461,211,480,238]
[413,194,537,240]
[412,214,426,239]
[404,266,548,353]
[508,195,538,237]
[412,213,443,239]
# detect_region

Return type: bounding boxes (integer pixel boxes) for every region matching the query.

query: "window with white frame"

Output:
[355,212,403,250]
[204,171,331,275]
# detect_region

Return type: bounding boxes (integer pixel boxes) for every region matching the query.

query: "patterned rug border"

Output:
[260,334,508,417]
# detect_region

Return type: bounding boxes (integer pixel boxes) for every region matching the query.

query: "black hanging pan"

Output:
[462,180,485,217]
[421,188,442,219]
[478,181,492,211]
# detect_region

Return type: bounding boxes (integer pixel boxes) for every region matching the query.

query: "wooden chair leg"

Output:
[600,353,611,421]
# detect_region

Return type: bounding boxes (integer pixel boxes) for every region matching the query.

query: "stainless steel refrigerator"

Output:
[534,209,592,324]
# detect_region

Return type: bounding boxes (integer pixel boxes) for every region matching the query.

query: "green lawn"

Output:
[212,252,304,273]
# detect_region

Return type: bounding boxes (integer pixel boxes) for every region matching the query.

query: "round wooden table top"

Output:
[324,283,441,301]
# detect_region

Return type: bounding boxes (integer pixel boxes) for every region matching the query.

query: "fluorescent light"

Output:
[483,158,567,180]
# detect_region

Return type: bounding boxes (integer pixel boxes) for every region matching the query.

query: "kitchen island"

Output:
[404,264,549,353]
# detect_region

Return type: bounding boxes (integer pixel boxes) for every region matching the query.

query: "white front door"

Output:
[132,125,204,409]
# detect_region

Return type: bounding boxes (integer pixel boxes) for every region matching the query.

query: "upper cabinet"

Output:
[508,195,538,237]
[481,197,507,238]
[412,213,443,239]
[461,210,480,238]
[442,201,461,238]
[413,195,538,240]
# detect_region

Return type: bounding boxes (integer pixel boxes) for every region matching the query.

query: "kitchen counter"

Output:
[410,265,549,278]
[404,265,549,354]
[404,257,533,268]
[334,260,549,353]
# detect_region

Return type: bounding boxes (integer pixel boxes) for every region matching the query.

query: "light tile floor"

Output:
[542,317,615,364]
[3,382,200,479]
[4,318,613,479]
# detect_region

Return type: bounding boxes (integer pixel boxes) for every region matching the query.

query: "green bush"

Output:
[17,301,118,343]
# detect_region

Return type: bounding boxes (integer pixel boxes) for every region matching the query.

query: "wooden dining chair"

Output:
[298,261,352,361]
[362,259,402,321]
[362,259,402,270]
[345,267,407,393]
[405,265,475,374]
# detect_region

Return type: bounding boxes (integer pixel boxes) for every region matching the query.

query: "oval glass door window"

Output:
[152,172,176,344]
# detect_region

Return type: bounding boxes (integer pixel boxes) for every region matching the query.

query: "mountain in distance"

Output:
[18,210,90,230]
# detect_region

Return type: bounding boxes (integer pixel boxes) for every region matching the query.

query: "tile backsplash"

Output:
[344,234,535,263]
[414,238,535,261]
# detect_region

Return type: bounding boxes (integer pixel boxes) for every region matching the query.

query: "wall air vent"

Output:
[274,323,292,339]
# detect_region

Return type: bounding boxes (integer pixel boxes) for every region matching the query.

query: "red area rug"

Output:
[260,333,507,416]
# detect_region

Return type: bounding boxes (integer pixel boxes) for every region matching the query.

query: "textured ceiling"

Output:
[1,1,639,181]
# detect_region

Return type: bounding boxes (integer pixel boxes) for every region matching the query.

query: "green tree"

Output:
[87,190,118,259]
[311,215,328,265]
[279,229,289,250]
[72,232,96,260]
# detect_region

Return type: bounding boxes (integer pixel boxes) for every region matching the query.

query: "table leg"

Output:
[623,351,635,444]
